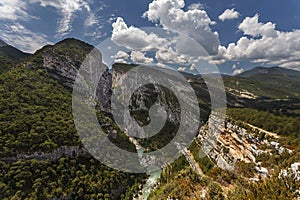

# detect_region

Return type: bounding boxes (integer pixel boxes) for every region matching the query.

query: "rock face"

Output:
[42,51,112,111]
[111,64,202,169]
[198,114,292,171]
[111,64,181,135]
[23,38,112,111]
[43,52,79,89]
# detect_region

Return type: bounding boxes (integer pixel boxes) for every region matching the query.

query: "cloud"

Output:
[218,8,240,21]
[112,17,168,51]
[130,51,154,64]
[111,1,221,66]
[83,12,106,40]
[232,68,244,75]
[156,62,168,68]
[113,51,129,59]
[107,14,117,24]
[238,14,277,37]
[31,0,91,38]
[212,14,300,70]
[111,17,203,65]
[84,13,98,27]
[0,0,29,20]
[155,48,189,64]
[111,15,215,67]
[190,63,196,71]
[177,66,186,71]
[0,23,50,53]
[0,0,102,40]
[187,3,204,10]
[143,0,219,55]
[111,50,129,63]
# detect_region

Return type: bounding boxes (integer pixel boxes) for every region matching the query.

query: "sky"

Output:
[0,0,300,74]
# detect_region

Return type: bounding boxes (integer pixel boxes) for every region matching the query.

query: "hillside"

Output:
[224,67,300,100]
[0,39,299,199]
[0,39,145,199]
[238,66,300,78]
[0,39,30,74]
[147,66,300,199]
[222,67,300,117]
[108,63,300,199]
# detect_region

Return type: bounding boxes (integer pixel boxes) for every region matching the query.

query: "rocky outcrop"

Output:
[21,38,112,111]
[112,64,181,137]
[198,114,293,171]
[43,51,112,111]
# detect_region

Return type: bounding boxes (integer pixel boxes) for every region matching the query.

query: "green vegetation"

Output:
[0,156,146,200]
[19,38,94,71]
[227,108,300,138]
[0,67,80,156]
[1,39,300,199]
[189,140,214,174]
[0,38,147,199]
[228,175,300,200]
[0,54,15,74]
[149,166,202,200]
[113,63,138,72]
[208,182,225,200]
[224,73,300,100]
[0,45,29,74]
[150,106,300,199]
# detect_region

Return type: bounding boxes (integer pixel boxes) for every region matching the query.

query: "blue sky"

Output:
[1,0,300,74]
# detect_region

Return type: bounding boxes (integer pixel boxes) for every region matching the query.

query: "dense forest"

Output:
[0,40,147,199]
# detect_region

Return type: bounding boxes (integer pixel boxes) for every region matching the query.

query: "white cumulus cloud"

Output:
[155,48,189,64]
[187,3,204,10]
[238,14,277,37]
[232,68,244,75]
[112,17,168,51]
[143,0,219,55]
[213,14,300,70]
[218,8,240,21]
[130,51,154,64]
[177,66,186,71]
[111,50,129,63]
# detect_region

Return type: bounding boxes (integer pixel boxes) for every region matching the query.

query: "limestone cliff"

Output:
[21,38,112,111]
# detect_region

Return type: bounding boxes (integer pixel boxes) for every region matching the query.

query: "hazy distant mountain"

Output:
[0,39,30,74]
[224,66,300,100]
[238,66,300,78]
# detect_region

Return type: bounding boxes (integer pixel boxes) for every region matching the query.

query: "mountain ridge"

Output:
[238,66,300,78]
[0,40,30,74]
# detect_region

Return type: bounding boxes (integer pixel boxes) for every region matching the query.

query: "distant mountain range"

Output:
[238,66,300,78]
[225,66,300,100]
